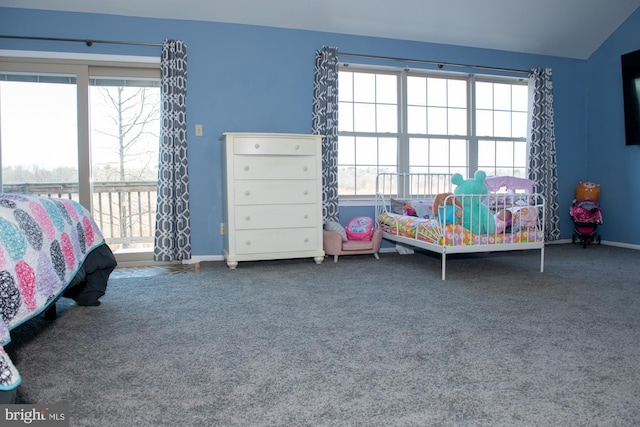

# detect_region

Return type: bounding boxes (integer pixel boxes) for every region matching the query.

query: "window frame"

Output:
[337,64,530,201]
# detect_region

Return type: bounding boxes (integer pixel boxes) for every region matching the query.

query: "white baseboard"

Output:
[166,240,640,267]
[600,240,640,250]
[547,239,571,245]
[551,238,640,250]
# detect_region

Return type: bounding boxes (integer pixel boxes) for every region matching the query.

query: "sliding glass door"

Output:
[0,58,160,262]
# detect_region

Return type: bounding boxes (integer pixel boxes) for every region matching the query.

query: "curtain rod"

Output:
[338,52,530,75]
[0,34,162,48]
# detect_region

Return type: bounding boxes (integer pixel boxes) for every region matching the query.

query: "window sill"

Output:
[339,198,376,206]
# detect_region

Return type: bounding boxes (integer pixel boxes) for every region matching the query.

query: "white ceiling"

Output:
[1,0,640,59]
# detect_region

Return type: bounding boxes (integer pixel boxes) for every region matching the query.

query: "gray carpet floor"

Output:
[5,243,640,426]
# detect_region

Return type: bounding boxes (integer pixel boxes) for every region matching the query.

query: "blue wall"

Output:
[586,7,640,246]
[2,7,629,256]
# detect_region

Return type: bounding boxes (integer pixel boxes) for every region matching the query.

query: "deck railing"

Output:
[2,181,157,250]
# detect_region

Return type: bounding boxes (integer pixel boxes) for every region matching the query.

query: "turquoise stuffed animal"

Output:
[451,170,496,235]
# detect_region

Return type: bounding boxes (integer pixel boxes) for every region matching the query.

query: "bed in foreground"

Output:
[375,173,546,280]
[0,193,116,403]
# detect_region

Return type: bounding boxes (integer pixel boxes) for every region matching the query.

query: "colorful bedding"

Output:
[378,211,544,245]
[0,193,116,400]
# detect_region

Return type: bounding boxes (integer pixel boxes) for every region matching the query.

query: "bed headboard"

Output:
[376,173,453,200]
[376,173,535,198]
[484,175,534,194]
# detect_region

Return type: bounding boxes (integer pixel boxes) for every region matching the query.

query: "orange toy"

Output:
[575,181,600,201]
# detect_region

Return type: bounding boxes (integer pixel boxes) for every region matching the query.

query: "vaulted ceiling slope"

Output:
[1,0,639,59]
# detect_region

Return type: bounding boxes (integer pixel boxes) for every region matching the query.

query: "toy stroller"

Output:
[570,199,602,248]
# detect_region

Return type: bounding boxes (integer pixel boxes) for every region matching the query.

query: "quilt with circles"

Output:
[0,193,107,394]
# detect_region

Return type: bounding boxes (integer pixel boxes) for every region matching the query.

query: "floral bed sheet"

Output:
[378,211,544,246]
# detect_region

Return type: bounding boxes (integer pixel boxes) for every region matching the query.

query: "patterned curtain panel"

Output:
[154,40,191,261]
[529,68,560,241]
[312,46,339,223]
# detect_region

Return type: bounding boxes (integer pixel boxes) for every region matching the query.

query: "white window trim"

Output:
[0,49,159,64]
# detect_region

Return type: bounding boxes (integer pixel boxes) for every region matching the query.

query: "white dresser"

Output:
[221,132,325,269]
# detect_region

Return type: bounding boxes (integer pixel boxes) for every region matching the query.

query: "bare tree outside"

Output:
[90,84,161,250]
[92,86,160,181]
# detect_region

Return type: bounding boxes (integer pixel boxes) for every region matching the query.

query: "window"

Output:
[0,71,80,191]
[338,71,399,196]
[0,57,160,261]
[338,66,529,197]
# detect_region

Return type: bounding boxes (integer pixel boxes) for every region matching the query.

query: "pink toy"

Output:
[345,216,374,241]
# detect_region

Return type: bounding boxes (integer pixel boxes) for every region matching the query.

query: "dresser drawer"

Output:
[233,156,317,180]
[234,228,319,255]
[234,204,318,230]
[234,180,317,205]
[233,135,318,156]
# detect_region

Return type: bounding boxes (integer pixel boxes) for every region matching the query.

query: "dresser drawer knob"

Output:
[295,144,300,150]
[245,240,251,246]
[303,166,308,171]
[254,143,260,149]
[245,215,251,221]
[303,190,308,195]
[304,214,308,219]
[304,238,309,243]
[244,191,250,196]
[244,165,250,171]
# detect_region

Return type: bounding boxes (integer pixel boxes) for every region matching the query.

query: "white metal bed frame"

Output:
[374,173,546,280]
